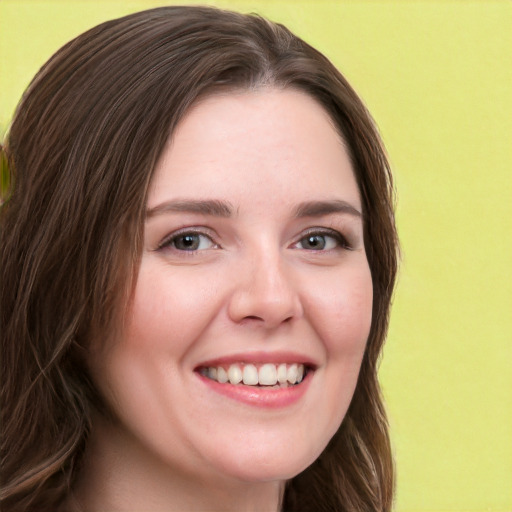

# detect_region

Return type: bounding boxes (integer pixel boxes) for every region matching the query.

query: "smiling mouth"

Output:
[197,362,312,388]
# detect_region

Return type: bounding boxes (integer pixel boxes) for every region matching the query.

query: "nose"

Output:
[227,251,304,329]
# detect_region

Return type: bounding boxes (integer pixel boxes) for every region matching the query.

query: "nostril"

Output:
[240,314,294,325]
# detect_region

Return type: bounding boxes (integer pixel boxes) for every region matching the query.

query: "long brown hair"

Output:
[0,6,398,511]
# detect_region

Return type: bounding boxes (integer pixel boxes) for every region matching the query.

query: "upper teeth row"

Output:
[201,363,305,386]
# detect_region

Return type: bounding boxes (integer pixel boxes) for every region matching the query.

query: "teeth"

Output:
[227,364,243,384]
[287,364,298,384]
[217,367,228,384]
[297,364,304,383]
[277,363,287,384]
[202,363,307,387]
[259,363,278,385]
[242,364,259,385]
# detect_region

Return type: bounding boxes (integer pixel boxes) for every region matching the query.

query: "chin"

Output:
[200,431,330,484]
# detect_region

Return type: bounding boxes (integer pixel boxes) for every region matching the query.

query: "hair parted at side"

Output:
[0,6,398,512]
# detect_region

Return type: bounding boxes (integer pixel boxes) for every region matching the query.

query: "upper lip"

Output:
[195,350,319,370]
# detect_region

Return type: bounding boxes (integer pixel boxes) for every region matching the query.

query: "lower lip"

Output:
[196,371,313,408]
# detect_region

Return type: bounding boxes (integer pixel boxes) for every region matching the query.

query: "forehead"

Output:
[148,88,360,211]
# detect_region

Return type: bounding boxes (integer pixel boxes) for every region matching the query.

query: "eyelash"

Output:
[292,228,352,252]
[157,227,351,254]
[157,228,218,253]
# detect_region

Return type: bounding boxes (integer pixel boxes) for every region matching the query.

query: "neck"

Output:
[72,415,283,512]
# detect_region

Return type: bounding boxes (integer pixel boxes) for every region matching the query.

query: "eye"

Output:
[293,230,349,251]
[159,231,217,252]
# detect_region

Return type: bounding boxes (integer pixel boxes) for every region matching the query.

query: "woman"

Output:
[0,6,398,512]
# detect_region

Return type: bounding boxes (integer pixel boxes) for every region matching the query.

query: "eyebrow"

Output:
[146,198,362,220]
[146,199,233,218]
[293,200,362,219]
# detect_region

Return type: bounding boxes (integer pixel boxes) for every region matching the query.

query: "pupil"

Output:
[177,234,199,250]
[305,235,325,250]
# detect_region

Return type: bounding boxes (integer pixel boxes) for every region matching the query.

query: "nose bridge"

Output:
[228,242,303,327]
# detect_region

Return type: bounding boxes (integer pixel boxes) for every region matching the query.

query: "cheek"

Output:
[127,261,220,351]
[295,262,373,451]
[305,263,374,356]
[93,262,221,417]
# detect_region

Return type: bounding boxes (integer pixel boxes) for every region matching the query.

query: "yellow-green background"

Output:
[1,1,511,510]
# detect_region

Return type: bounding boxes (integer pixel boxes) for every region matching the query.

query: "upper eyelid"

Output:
[292,227,352,249]
[298,226,342,235]
[295,226,347,240]
[157,227,219,250]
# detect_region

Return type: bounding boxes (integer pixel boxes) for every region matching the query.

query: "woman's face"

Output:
[91,89,373,485]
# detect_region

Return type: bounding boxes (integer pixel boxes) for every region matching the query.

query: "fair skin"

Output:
[76,89,373,511]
